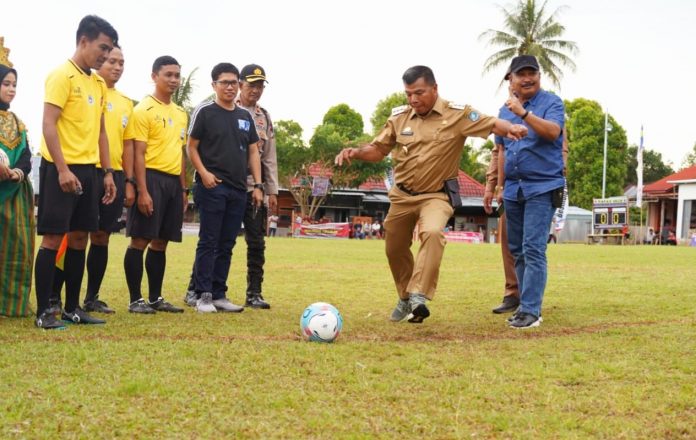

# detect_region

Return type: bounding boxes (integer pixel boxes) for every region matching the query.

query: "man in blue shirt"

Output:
[496,55,565,329]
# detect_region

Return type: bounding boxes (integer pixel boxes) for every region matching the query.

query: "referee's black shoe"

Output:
[62,307,106,324]
[35,311,66,330]
[148,297,184,313]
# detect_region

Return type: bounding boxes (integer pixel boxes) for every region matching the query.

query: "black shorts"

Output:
[126,169,183,242]
[37,159,100,235]
[97,170,125,233]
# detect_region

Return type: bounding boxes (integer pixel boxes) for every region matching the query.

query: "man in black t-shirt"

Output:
[186,62,263,313]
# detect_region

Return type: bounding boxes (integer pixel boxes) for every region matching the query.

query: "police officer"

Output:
[236,64,278,309]
[335,65,527,323]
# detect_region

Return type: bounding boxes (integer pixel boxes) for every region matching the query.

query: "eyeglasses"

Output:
[214,80,239,88]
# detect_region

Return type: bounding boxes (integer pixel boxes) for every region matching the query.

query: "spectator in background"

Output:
[268,213,279,237]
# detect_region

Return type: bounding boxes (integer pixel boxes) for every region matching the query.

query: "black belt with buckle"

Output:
[396,183,442,196]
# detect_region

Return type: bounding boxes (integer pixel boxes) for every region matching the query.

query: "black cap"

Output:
[240,64,267,83]
[504,55,540,80]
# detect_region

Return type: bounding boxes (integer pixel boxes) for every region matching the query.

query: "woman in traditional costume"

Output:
[0,61,34,317]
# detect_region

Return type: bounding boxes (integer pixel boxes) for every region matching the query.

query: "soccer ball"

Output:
[0,149,9,167]
[300,302,343,343]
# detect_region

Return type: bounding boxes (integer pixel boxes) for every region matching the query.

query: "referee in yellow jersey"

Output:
[124,56,188,314]
[34,15,119,330]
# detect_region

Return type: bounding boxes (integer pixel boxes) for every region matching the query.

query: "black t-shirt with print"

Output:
[189,100,259,191]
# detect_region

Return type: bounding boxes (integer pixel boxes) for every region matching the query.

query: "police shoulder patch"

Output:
[448,102,467,110]
[391,105,409,116]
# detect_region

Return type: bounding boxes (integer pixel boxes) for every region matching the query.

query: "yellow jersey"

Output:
[40,59,107,164]
[98,88,134,170]
[131,95,188,175]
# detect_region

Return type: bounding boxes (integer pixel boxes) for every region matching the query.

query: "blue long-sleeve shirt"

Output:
[496,89,565,201]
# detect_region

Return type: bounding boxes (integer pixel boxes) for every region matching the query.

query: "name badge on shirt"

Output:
[238,119,250,131]
[400,127,413,136]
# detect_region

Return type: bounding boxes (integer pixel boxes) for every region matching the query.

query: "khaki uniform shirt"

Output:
[373,97,496,194]
[237,99,279,195]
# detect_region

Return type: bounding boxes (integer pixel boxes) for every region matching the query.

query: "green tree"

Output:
[459,140,494,184]
[172,67,199,115]
[680,142,696,169]
[479,0,578,88]
[316,103,364,140]
[624,145,673,186]
[370,92,408,136]
[277,105,390,219]
[565,98,628,209]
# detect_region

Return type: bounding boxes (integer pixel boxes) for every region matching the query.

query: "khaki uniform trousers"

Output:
[383,188,454,300]
[498,212,519,297]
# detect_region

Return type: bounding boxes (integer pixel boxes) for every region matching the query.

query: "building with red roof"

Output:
[277,163,497,239]
[643,164,696,243]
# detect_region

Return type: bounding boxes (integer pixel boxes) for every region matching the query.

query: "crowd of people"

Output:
[0,15,280,328]
[2,15,676,331]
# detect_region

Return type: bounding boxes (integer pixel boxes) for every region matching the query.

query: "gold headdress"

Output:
[0,37,13,67]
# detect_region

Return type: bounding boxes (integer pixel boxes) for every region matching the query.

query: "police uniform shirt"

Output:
[99,87,134,171]
[131,95,188,175]
[188,100,259,192]
[372,97,496,193]
[236,99,279,195]
[40,59,108,165]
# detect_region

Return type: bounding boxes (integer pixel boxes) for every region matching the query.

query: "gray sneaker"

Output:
[212,298,244,313]
[407,293,430,323]
[184,290,198,307]
[196,292,217,313]
[390,299,410,322]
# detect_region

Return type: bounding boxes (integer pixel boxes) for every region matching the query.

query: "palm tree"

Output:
[479,0,578,89]
[172,66,199,114]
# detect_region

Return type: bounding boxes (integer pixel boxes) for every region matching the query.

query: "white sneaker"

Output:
[212,298,244,313]
[196,292,217,313]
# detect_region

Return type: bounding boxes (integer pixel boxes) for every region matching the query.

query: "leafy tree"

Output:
[316,103,364,140]
[565,98,628,209]
[460,139,494,183]
[277,105,389,219]
[624,145,673,186]
[680,142,696,169]
[370,92,408,136]
[172,67,199,115]
[479,0,578,89]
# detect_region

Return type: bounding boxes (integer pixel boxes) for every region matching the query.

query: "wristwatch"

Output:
[125,176,137,188]
[183,187,191,195]
[521,110,532,120]
[253,183,264,191]
[103,167,115,176]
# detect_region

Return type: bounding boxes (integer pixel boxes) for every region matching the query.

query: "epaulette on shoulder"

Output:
[448,102,467,110]
[391,105,409,116]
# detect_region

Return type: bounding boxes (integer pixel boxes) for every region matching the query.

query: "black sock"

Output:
[145,248,166,303]
[34,248,57,316]
[51,268,65,305]
[86,244,108,302]
[63,248,86,313]
[124,247,144,303]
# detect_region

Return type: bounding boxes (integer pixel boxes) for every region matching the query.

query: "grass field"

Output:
[1,235,695,439]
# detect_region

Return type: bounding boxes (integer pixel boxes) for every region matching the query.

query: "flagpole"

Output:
[637,125,644,244]
[602,110,609,198]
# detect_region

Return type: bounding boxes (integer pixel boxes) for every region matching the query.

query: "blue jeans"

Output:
[193,183,247,299]
[505,189,556,317]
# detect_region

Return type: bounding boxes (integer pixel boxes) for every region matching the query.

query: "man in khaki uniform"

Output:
[483,143,519,314]
[335,65,527,323]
